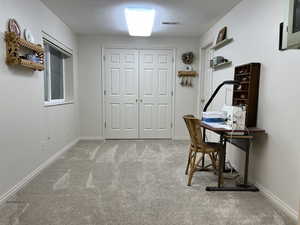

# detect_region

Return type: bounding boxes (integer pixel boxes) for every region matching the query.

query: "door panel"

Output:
[139,50,173,138]
[124,103,136,130]
[110,103,121,130]
[158,69,168,96]
[104,49,139,139]
[143,69,155,96]
[143,104,154,130]
[110,68,121,96]
[124,69,135,95]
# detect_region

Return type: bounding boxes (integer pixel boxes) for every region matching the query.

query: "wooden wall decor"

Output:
[178,71,198,87]
[5,32,44,71]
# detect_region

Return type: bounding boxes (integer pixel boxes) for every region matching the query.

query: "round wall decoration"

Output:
[8,19,21,37]
[182,52,194,65]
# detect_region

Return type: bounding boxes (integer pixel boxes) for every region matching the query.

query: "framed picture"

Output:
[216,26,227,44]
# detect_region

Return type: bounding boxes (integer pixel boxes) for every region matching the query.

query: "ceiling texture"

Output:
[41,0,241,37]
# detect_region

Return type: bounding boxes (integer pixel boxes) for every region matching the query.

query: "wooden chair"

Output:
[183,115,222,186]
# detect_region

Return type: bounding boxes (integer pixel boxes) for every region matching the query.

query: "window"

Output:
[43,40,73,105]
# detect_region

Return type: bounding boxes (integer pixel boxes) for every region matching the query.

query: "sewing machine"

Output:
[221,105,246,130]
[202,105,246,132]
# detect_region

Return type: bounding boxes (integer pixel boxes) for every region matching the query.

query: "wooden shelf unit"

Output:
[5,32,44,71]
[178,71,198,77]
[233,63,261,127]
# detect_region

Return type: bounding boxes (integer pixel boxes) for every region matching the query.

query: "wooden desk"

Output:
[200,122,266,192]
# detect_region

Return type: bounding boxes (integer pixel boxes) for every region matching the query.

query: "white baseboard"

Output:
[0,138,79,206]
[256,182,298,224]
[80,136,105,141]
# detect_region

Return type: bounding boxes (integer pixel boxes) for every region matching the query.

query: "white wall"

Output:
[0,0,79,200]
[199,0,300,220]
[78,35,200,140]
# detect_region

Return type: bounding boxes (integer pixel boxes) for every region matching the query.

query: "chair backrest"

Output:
[183,115,203,147]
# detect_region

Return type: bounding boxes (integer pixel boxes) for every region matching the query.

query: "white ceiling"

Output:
[41,0,241,37]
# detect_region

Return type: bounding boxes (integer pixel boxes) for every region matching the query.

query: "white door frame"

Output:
[102,47,176,139]
[197,42,214,117]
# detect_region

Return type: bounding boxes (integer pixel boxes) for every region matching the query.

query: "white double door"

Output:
[104,48,173,139]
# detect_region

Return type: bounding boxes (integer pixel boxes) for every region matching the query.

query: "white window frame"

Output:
[43,40,69,106]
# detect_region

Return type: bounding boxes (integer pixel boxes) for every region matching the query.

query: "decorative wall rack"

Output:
[177,71,198,77]
[5,32,44,71]
[178,71,198,87]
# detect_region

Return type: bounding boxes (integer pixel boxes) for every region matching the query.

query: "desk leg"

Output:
[206,138,259,192]
[217,136,225,188]
[220,136,226,172]
[244,146,249,185]
[235,140,258,191]
[202,128,206,168]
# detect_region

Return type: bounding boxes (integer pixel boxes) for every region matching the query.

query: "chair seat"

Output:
[191,142,222,153]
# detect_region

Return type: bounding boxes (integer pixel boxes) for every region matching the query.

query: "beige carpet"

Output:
[0,140,293,225]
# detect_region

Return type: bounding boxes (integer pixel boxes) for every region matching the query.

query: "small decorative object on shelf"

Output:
[216,26,227,44]
[210,56,232,70]
[5,31,44,71]
[233,63,261,126]
[24,29,35,43]
[212,26,233,51]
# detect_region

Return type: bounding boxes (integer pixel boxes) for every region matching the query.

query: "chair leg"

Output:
[195,155,203,168]
[201,152,205,168]
[185,145,192,175]
[208,153,217,172]
[188,151,197,186]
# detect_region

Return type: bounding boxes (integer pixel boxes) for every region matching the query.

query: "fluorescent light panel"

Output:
[125,8,155,37]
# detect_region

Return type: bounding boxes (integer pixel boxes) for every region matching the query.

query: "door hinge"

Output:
[103,55,106,61]
[104,90,106,95]
[171,91,174,96]
[104,121,106,128]
[171,122,173,128]
[172,57,175,63]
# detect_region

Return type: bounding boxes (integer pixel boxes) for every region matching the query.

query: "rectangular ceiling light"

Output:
[125,8,155,37]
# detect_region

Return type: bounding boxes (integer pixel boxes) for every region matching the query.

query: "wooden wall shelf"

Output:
[178,71,198,77]
[233,63,261,127]
[5,32,44,71]
[212,61,232,70]
[211,38,233,50]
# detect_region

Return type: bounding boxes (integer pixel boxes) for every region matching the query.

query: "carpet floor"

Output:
[0,140,293,225]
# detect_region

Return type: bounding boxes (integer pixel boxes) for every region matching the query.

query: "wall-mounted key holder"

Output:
[178,71,198,87]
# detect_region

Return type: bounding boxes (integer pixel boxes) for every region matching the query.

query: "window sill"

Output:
[44,101,74,107]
